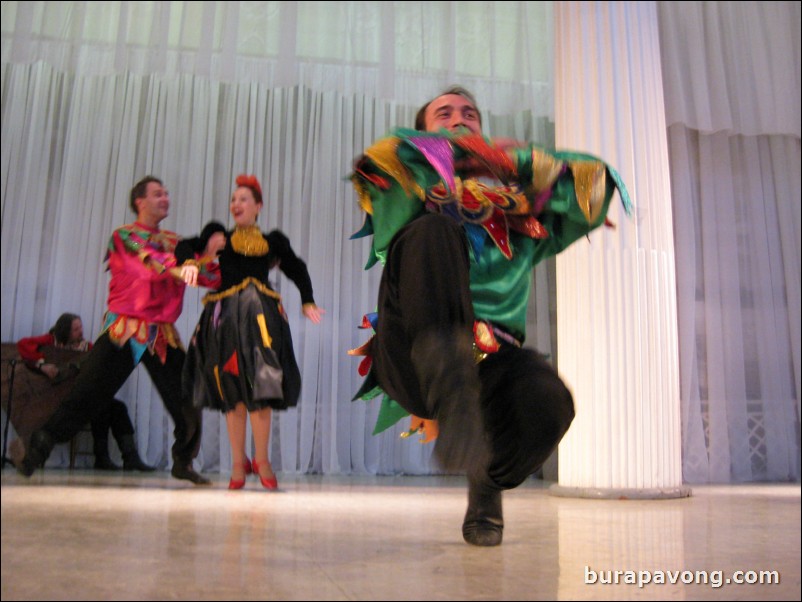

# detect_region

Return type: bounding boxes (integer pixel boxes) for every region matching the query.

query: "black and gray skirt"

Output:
[184,278,301,412]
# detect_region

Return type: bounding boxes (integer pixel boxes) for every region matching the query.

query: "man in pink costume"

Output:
[11,176,217,484]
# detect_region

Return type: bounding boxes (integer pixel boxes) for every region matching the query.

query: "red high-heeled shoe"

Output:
[251,460,278,490]
[228,457,253,490]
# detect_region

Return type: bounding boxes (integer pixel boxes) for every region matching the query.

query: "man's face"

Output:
[136,181,170,224]
[424,93,482,134]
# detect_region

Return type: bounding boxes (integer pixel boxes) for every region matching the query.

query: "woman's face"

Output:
[69,319,84,345]
[230,186,261,227]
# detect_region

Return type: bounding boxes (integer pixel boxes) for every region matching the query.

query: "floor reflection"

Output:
[1,472,799,601]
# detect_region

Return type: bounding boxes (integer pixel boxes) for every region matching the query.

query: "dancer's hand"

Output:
[181,264,199,287]
[401,415,439,444]
[204,232,226,257]
[302,303,325,324]
[40,363,59,379]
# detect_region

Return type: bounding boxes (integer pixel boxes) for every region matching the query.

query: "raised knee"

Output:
[403,213,463,246]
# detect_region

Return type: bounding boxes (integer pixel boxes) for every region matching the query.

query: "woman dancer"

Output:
[181,175,323,489]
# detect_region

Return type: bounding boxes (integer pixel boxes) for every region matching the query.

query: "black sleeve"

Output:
[267,230,315,305]
[175,238,201,265]
[176,221,226,265]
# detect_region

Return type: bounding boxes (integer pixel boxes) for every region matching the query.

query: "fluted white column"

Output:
[551,1,689,498]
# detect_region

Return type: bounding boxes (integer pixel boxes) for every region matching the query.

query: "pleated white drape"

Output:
[658,1,801,483]
[1,1,555,474]
[553,1,685,495]
[2,1,798,483]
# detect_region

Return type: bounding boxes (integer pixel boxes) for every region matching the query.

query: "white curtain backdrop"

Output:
[658,1,800,482]
[1,1,555,474]
[2,1,799,483]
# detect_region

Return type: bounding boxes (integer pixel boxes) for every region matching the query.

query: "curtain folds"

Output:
[658,1,800,137]
[2,1,799,483]
[0,1,554,117]
[658,1,800,482]
[1,2,555,475]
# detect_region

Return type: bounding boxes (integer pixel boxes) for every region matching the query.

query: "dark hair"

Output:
[129,176,163,213]
[414,85,482,131]
[50,313,80,346]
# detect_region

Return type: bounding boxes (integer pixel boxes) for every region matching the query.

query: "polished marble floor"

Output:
[1,469,799,601]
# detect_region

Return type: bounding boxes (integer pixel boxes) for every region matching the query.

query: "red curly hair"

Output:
[235,174,263,205]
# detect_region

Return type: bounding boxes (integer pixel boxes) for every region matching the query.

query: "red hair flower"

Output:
[235,174,263,204]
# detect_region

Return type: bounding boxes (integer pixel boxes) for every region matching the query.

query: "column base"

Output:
[548,484,692,500]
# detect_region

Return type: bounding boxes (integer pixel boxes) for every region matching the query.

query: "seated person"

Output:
[17,313,154,471]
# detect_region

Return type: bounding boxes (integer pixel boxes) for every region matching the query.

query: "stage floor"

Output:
[1,470,800,601]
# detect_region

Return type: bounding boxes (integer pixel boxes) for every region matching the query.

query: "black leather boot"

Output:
[119,434,156,472]
[10,430,55,477]
[411,329,488,472]
[462,472,504,547]
[93,437,121,470]
[171,462,211,485]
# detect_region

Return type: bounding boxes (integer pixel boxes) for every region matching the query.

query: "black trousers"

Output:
[90,399,134,444]
[374,213,475,416]
[374,213,575,489]
[42,332,202,465]
[477,345,575,489]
